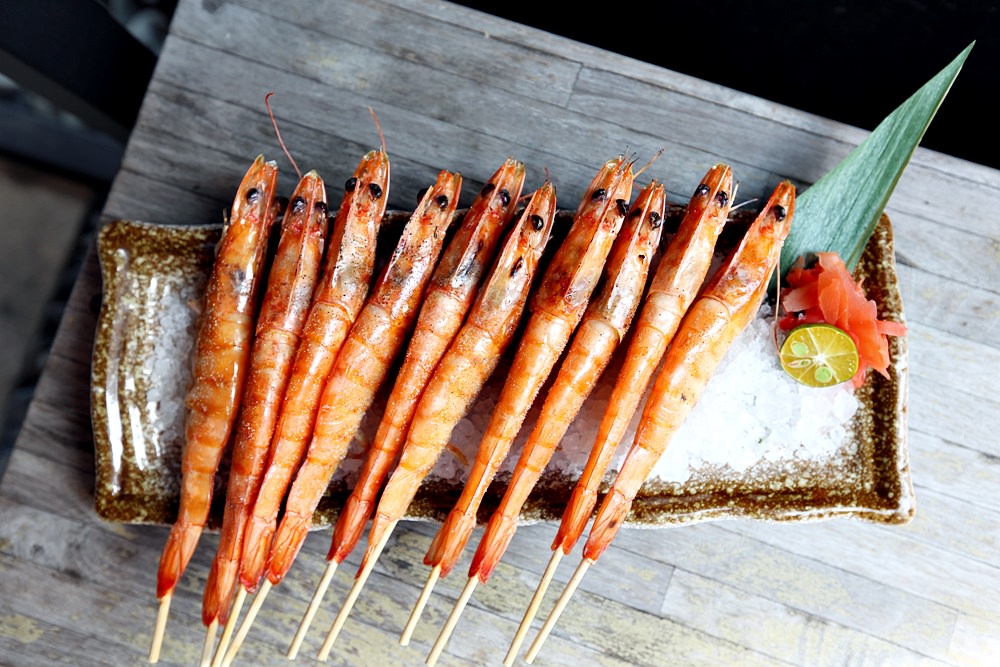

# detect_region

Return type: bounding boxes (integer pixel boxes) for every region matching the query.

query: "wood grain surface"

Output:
[1,0,997,665]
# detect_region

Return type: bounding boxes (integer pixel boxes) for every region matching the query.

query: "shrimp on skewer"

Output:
[196,170,327,664]
[288,158,525,659]
[212,148,389,663]
[220,170,462,667]
[524,180,795,665]
[509,164,734,661]
[427,179,667,666]
[318,180,558,661]
[406,155,635,648]
[149,155,279,663]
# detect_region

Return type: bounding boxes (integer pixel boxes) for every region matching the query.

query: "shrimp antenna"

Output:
[368,106,387,153]
[265,92,302,181]
[634,148,664,179]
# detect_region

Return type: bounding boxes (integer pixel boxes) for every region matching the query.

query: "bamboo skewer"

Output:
[210,586,246,667]
[504,548,564,666]
[318,520,397,660]
[400,564,440,646]
[219,579,272,667]
[148,592,171,663]
[199,619,217,667]
[425,575,478,666]
[288,560,339,659]
[524,558,592,664]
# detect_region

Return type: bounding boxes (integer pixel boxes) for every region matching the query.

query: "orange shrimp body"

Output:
[328,158,525,566]
[584,180,795,562]
[526,182,795,665]
[423,156,634,579]
[237,150,389,594]
[315,184,558,658]
[552,163,734,555]
[469,179,666,584]
[264,170,463,585]
[200,171,327,628]
[155,155,279,601]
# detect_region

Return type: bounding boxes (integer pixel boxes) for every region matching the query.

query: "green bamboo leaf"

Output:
[781,41,974,279]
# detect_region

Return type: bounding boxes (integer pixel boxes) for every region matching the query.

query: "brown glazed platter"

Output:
[89,206,913,532]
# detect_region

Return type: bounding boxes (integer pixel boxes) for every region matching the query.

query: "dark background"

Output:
[454,0,996,170]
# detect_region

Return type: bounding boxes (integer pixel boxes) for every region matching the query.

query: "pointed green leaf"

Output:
[781,41,973,279]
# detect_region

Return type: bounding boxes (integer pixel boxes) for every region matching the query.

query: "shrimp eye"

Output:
[591,188,607,202]
[345,177,358,192]
[530,214,544,231]
[649,211,662,229]
[695,184,710,197]
[315,201,328,216]
[498,188,511,206]
[246,187,260,204]
[772,205,787,221]
[291,196,306,214]
[480,182,496,198]
[435,194,450,209]
[368,183,383,199]
[616,199,629,216]
[715,191,729,207]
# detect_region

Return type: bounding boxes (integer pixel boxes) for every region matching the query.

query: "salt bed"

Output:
[391,303,860,489]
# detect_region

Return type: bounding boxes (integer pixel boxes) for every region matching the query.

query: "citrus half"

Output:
[779,323,859,387]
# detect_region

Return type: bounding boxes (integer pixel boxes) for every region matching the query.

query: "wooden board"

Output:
[2,0,998,665]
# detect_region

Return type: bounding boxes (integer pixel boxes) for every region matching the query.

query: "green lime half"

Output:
[779,323,859,387]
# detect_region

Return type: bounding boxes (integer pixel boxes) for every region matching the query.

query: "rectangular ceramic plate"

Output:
[90,207,913,530]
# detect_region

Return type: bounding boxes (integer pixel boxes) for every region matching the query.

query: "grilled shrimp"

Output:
[525,180,795,664]
[407,156,635,645]
[149,155,279,663]
[425,179,666,666]
[219,170,461,667]
[317,180,558,661]
[197,170,326,664]
[288,158,525,658]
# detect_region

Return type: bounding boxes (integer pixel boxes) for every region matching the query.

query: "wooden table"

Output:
[2,1,998,665]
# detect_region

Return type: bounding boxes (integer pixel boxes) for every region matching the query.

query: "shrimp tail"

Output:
[424,509,477,576]
[551,483,598,554]
[328,493,374,562]
[580,488,631,562]
[202,557,239,625]
[266,511,312,585]
[156,523,203,599]
[469,513,517,582]
[238,517,275,592]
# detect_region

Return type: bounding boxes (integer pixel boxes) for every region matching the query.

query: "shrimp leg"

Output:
[427,180,666,666]
[195,170,327,663]
[220,170,461,667]
[525,180,795,664]
[510,164,734,659]
[288,158,525,658]
[149,155,279,663]
[212,149,389,662]
[408,156,635,647]
[318,181,558,660]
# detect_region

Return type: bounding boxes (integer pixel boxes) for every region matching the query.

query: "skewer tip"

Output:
[220,579,272,667]
[210,586,246,667]
[524,558,592,664]
[288,559,339,659]
[400,564,441,646]
[200,619,218,667]
[504,549,564,666]
[425,575,478,666]
[148,592,172,663]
